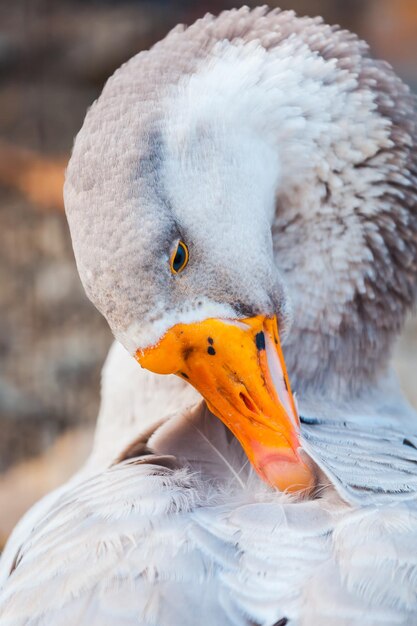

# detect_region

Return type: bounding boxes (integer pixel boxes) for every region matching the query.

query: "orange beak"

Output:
[136,315,314,493]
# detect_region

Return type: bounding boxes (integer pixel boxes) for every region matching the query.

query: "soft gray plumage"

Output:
[1,6,417,625]
[64,5,417,394]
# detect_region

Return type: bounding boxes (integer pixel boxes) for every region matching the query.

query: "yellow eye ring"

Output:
[170,240,189,274]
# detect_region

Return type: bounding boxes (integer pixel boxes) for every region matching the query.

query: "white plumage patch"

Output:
[2,379,417,625]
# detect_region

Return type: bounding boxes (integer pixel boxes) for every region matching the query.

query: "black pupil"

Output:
[173,244,186,271]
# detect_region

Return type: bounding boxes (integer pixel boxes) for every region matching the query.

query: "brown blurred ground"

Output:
[0,0,416,544]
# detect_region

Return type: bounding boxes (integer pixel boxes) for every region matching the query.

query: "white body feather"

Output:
[1,343,417,625]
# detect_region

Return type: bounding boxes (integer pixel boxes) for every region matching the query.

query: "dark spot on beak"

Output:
[284,377,288,391]
[182,346,194,361]
[207,346,216,356]
[208,337,214,345]
[180,372,189,379]
[255,331,265,351]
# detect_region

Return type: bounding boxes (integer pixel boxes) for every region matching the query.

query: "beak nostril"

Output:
[240,392,257,413]
[255,331,266,351]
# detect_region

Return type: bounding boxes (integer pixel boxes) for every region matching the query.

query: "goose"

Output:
[1,6,417,625]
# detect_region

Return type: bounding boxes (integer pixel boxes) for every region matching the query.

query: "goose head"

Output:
[64,8,417,491]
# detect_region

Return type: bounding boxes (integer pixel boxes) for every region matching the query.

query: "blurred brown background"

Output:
[1,0,416,546]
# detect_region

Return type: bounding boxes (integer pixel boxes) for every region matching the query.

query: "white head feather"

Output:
[64,7,417,396]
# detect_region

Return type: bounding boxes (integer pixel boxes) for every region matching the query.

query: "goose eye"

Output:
[170,240,189,274]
